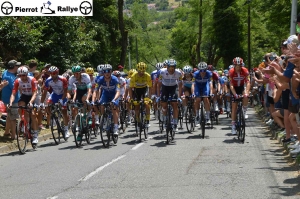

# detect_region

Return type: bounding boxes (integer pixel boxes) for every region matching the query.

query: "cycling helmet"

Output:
[163,60,169,67]
[197,62,208,70]
[228,65,234,70]
[48,66,59,73]
[168,59,177,67]
[218,70,222,76]
[86,67,94,75]
[155,63,164,70]
[207,65,213,71]
[128,69,137,78]
[224,69,228,74]
[103,64,112,71]
[17,66,28,75]
[72,65,81,73]
[222,76,228,83]
[94,72,98,76]
[233,57,244,65]
[113,70,121,77]
[183,65,192,73]
[97,64,104,72]
[136,62,147,72]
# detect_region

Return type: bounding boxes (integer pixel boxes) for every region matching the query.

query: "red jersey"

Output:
[13,76,37,95]
[229,67,249,87]
[212,72,219,81]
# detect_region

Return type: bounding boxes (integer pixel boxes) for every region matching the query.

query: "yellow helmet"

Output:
[218,70,222,76]
[86,67,94,75]
[136,62,147,72]
[128,69,137,78]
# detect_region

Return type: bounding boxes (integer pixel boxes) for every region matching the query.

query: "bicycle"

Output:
[118,98,128,133]
[71,101,92,147]
[233,95,246,143]
[177,101,184,129]
[11,105,37,154]
[132,97,150,142]
[99,102,118,148]
[164,95,178,144]
[185,96,195,134]
[49,103,67,145]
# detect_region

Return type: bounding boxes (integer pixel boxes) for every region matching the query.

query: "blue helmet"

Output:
[168,59,177,67]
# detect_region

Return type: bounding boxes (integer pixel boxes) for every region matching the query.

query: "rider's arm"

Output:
[178,81,182,98]
[29,89,37,105]
[229,81,236,96]
[191,83,195,95]
[9,92,16,106]
[9,79,19,105]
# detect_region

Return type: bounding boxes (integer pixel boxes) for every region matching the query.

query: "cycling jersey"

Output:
[150,70,158,85]
[229,67,249,87]
[44,75,68,95]
[95,75,120,94]
[182,75,193,88]
[193,70,212,97]
[212,72,219,81]
[130,72,152,88]
[12,76,37,96]
[158,68,182,86]
[90,77,96,92]
[68,73,91,91]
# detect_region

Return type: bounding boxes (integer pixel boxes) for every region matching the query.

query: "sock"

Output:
[173,119,178,124]
[146,115,150,120]
[206,111,210,119]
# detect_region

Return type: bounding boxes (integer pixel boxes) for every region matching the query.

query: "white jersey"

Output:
[158,68,182,86]
[68,73,91,91]
[119,77,126,95]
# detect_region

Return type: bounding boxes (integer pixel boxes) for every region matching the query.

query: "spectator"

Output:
[1,60,21,139]
[118,65,124,72]
[28,60,38,77]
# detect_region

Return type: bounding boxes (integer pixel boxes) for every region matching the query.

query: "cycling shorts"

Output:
[19,94,32,105]
[48,93,67,105]
[194,83,209,97]
[100,92,119,106]
[161,85,177,102]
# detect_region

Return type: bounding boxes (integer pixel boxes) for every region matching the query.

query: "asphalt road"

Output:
[0,109,299,199]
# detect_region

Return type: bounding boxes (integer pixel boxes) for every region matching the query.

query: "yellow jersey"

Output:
[130,72,152,88]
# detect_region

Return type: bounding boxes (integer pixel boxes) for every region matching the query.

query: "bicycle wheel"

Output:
[100,114,110,148]
[200,104,205,139]
[139,104,143,142]
[17,120,28,154]
[72,115,82,147]
[85,125,91,144]
[215,112,219,125]
[51,115,61,145]
[178,105,183,129]
[239,110,246,142]
[166,105,173,144]
[185,107,193,133]
[158,109,164,133]
[112,126,118,144]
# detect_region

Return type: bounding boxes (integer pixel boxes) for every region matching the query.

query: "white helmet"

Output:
[48,66,59,73]
[183,65,192,73]
[17,66,28,75]
[103,64,112,71]
[197,62,207,70]
[155,63,164,70]
[222,76,228,83]
[97,64,104,72]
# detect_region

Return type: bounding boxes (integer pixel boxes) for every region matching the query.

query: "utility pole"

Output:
[290,0,297,35]
[247,0,251,70]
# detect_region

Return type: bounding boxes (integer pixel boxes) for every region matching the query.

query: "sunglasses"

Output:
[74,72,81,75]
[19,74,27,77]
[199,69,206,72]
[103,70,111,74]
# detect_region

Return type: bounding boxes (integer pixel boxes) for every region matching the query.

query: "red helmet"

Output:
[233,57,244,65]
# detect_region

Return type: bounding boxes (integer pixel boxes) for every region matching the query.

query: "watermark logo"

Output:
[41,1,55,14]
[1,1,13,15]
[0,0,93,16]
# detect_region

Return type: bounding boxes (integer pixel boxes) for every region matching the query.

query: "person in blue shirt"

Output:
[93,64,120,135]
[1,60,21,139]
[28,60,38,77]
[191,62,213,125]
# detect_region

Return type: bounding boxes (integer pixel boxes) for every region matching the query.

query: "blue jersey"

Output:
[193,70,212,87]
[150,70,158,81]
[95,75,120,95]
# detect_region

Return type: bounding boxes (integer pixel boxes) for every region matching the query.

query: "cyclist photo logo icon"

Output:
[1,1,13,15]
[41,1,55,14]
[79,1,92,15]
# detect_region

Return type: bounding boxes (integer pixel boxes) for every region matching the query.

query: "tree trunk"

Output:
[118,0,127,69]
[196,0,203,63]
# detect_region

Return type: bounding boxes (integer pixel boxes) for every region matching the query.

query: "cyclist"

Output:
[157,59,182,132]
[94,64,120,135]
[207,65,220,112]
[124,69,137,124]
[229,57,250,135]
[113,70,126,99]
[9,66,39,144]
[41,66,69,138]
[151,63,164,119]
[182,65,193,115]
[129,62,152,127]
[86,67,99,123]
[192,62,213,125]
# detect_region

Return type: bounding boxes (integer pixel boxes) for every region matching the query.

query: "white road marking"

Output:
[79,155,126,182]
[131,143,144,150]
[47,196,58,199]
